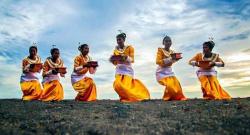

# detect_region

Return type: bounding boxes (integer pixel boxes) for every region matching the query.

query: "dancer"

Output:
[20,45,43,100]
[71,44,97,101]
[189,40,231,100]
[110,32,150,102]
[40,47,66,101]
[156,35,187,101]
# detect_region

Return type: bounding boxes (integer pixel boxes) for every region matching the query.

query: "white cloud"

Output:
[0,0,250,99]
[226,53,250,62]
[0,0,76,44]
[0,0,77,98]
[0,56,22,98]
[109,0,250,98]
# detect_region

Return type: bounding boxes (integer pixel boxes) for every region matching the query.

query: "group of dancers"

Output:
[20,32,231,102]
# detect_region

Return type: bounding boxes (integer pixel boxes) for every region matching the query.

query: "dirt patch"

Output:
[0,98,250,135]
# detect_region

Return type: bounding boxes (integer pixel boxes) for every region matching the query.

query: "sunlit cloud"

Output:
[0,0,249,99]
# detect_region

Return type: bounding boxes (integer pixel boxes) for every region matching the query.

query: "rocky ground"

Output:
[0,98,250,135]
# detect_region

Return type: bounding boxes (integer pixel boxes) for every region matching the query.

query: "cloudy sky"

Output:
[0,0,249,99]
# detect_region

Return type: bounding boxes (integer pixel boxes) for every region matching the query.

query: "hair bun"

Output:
[162,35,171,44]
[78,44,88,51]
[209,41,215,46]
[116,31,127,40]
[208,37,215,45]
[121,33,126,38]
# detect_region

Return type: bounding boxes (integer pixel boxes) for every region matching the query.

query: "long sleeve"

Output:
[127,46,134,63]
[74,56,88,74]
[156,48,173,67]
[112,45,134,65]
[111,50,118,66]
[189,53,200,66]
[42,61,51,77]
[156,48,165,67]
[22,59,30,72]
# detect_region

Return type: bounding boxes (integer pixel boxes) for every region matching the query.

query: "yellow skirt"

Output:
[72,77,97,101]
[198,75,231,100]
[20,80,42,100]
[158,76,187,101]
[40,80,64,101]
[113,74,150,102]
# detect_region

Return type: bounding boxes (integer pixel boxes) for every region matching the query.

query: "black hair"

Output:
[203,41,215,50]
[116,33,126,40]
[78,44,88,51]
[50,48,59,55]
[29,46,37,52]
[162,35,171,44]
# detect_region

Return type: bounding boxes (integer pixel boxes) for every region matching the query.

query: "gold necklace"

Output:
[47,57,63,68]
[161,48,173,57]
[116,45,128,54]
[26,55,40,64]
[81,54,90,63]
[202,53,218,61]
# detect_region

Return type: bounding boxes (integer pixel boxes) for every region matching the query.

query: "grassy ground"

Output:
[0,98,250,135]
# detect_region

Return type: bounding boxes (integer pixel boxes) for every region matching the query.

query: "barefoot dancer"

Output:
[20,45,42,100]
[40,48,66,101]
[110,32,150,102]
[71,44,97,101]
[156,36,187,101]
[189,40,231,100]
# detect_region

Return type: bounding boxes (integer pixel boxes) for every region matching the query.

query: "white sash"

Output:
[71,72,86,84]
[156,66,175,81]
[20,72,39,82]
[196,68,217,77]
[115,64,134,77]
[42,74,60,83]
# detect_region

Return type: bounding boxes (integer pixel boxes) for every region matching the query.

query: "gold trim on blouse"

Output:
[25,55,41,64]
[115,45,129,54]
[46,57,64,68]
[160,48,175,58]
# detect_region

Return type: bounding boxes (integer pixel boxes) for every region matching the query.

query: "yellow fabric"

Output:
[199,75,231,100]
[72,55,97,101]
[73,77,97,101]
[20,80,42,100]
[113,74,150,102]
[73,55,90,74]
[158,76,187,101]
[156,48,175,67]
[189,53,231,99]
[112,45,134,65]
[21,55,42,100]
[112,45,150,102]
[22,56,42,70]
[42,57,64,77]
[156,48,186,100]
[40,80,64,101]
[188,53,224,69]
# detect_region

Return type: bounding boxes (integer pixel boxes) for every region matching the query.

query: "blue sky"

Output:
[0,0,250,99]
